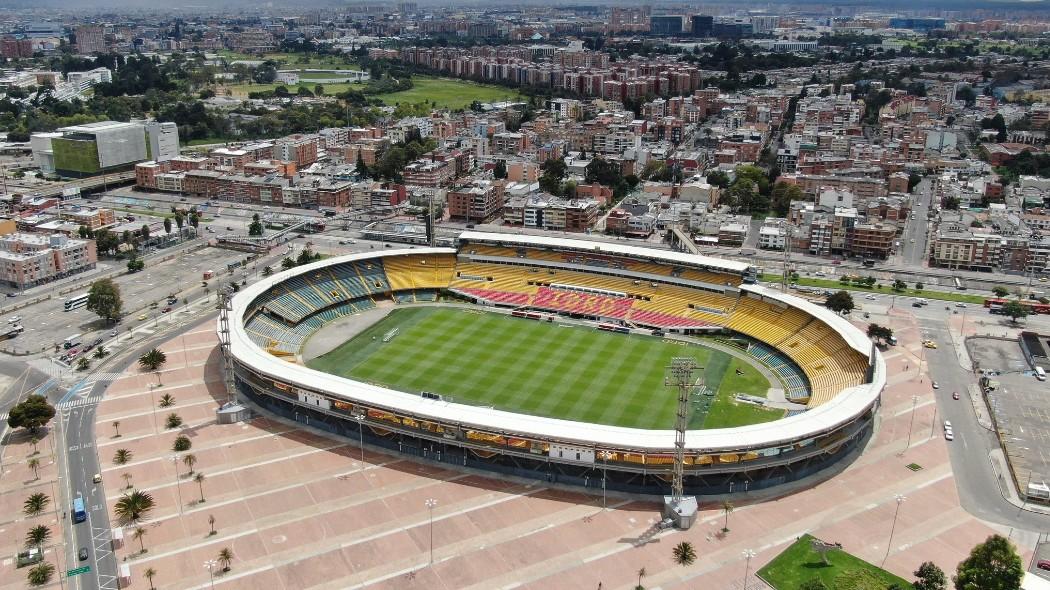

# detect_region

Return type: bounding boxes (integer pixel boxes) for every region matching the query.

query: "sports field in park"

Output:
[307,307,782,430]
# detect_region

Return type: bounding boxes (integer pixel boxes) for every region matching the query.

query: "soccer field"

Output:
[307,308,782,430]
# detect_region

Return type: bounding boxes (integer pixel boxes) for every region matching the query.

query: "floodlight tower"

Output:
[218,291,237,405]
[662,357,702,529]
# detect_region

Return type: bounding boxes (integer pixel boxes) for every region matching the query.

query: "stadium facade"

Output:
[227,232,885,496]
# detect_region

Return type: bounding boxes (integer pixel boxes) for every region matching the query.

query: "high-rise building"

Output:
[691,15,714,37]
[74,25,105,55]
[650,15,684,36]
[0,36,34,58]
[750,15,780,34]
[41,121,149,178]
[143,121,180,163]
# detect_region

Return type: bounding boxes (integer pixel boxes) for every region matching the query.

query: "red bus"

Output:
[983,298,1050,314]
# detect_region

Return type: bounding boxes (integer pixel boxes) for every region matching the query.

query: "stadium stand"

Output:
[384,254,457,291]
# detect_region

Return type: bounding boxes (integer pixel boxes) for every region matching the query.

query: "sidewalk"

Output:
[988,448,1050,516]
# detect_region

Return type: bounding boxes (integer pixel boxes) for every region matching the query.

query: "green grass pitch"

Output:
[307,307,783,430]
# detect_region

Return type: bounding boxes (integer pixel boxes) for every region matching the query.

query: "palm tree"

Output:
[30,436,39,454]
[133,526,147,553]
[23,492,50,516]
[113,490,156,525]
[195,472,206,503]
[172,435,191,452]
[113,448,132,465]
[26,562,54,586]
[721,499,734,533]
[672,541,696,566]
[183,453,197,475]
[112,420,121,438]
[636,566,647,590]
[143,567,157,590]
[217,547,234,572]
[208,514,216,536]
[158,393,175,408]
[93,345,108,359]
[122,472,133,490]
[139,348,167,371]
[25,524,50,549]
[27,457,40,479]
[165,413,183,429]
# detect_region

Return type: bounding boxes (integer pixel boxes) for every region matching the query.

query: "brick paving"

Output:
[93,320,1029,590]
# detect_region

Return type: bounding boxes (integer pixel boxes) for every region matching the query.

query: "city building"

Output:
[36,121,154,178]
[0,233,97,288]
[74,25,106,55]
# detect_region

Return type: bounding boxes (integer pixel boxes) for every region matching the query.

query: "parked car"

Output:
[78,547,88,561]
[162,307,172,313]
[944,430,954,441]
[7,316,21,323]
[952,392,960,400]
[932,381,939,389]
[137,314,148,321]
[5,293,15,298]
[1038,560,1050,570]
[91,338,103,347]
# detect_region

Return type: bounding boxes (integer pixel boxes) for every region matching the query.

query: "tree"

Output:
[25,524,50,549]
[195,472,206,502]
[262,266,273,277]
[27,457,40,479]
[707,170,731,188]
[771,181,804,217]
[132,525,148,553]
[314,83,324,96]
[893,279,907,292]
[122,472,133,489]
[114,490,155,525]
[208,514,216,535]
[218,547,234,572]
[355,153,370,178]
[721,499,734,532]
[159,393,175,407]
[672,541,696,566]
[94,345,109,359]
[7,395,55,435]
[953,534,1023,590]
[908,173,922,193]
[825,290,855,315]
[992,286,1009,297]
[26,562,54,586]
[916,282,924,290]
[114,448,132,465]
[1002,300,1028,324]
[183,453,197,475]
[77,357,91,371]
[163,217,172,234]
[23,492,50,516]
[248,213,264,236]
[174,211,184,233]
[914,561,947,590]
[172,435,192,452]
[139,348,167,371]
[144,567,157,590]
[86,278,123,323]
[141,224,151,240]
[493,160,507,179]
[165,413,183,429]
[127,257,145,272]
[636,567,647,590]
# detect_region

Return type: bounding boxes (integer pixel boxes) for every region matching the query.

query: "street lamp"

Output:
[204,559,217,590]
[355,414,366,463]
[425,498,438,565]
[901,395,920,456]
[882,494,906,566]
[169,454,184,515]
[742,549,756,590]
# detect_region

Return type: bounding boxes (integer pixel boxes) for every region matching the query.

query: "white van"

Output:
[1037,367,1046,381]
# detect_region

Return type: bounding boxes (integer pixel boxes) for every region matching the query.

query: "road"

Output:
[899,178,933,267]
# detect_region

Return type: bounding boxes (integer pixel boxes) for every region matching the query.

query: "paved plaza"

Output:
[89,320,1028,590]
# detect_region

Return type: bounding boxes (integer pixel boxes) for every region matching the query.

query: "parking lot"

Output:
[967,336,1050,500]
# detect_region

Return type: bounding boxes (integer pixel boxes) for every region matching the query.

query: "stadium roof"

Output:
[458,230,753,274]
[229,247,884,454]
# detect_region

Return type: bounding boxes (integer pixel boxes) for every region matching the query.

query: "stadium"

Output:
[226,231,886,496]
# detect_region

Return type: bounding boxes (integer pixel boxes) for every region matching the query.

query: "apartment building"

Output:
[0,233,97,288]
[447,180,505,223]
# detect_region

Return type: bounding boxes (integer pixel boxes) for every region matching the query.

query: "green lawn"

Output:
[225,81,362,98]
[758,534,913,590]
[374,76,524,110]
[307,308,779,429]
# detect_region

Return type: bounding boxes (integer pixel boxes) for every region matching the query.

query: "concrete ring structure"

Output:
[227,231,885,495]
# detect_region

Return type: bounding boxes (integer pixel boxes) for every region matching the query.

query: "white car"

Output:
[7,316,21,324]
[943,420,952,430]
[944,430,954,441]
[932,381,939,389]
[865,294,877,300]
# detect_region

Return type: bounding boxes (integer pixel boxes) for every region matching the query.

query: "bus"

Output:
[953,277,966,290]
[984,298,1050,314]
[72,497,86,523]
[64,293,89,312]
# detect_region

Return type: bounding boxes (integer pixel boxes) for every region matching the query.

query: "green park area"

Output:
[373,76,525,110]
[757,535,912,590]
